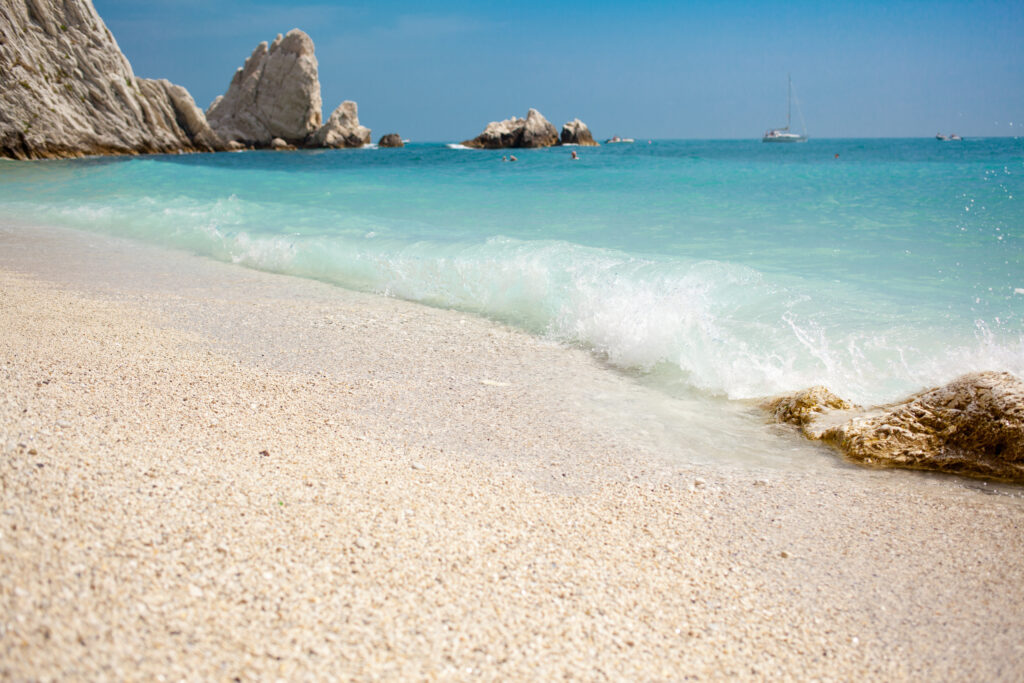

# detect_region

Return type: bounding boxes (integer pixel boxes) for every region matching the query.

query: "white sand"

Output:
[2,224,1023,680]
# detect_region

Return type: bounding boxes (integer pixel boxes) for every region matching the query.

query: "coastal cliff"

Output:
[0,0,225,159]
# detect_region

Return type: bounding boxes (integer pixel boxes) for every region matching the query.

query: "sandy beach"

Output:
[2,223,1023,680]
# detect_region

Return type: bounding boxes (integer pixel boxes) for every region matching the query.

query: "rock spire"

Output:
[206,30,323,147]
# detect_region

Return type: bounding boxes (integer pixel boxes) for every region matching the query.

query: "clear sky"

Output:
[94,0,1024,141]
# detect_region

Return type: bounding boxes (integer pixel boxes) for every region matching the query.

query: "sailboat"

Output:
[763,75,807,143]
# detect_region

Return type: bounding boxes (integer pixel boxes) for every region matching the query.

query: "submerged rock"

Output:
[206,29,323,147]
[310,101,371,148]
[0,0,225,159]
[462,108,560,149]
[560,119,598,146]
[378,133,403,148]
[763,371,1024,482]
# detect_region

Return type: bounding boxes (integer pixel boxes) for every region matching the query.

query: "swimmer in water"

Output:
[571,150,578,160]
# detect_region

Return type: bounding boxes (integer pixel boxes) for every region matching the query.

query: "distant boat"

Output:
[936,133,962,141]
[605,136,635,144]
[763,75,807,143]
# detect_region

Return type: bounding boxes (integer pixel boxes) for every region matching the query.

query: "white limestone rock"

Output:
[560,119,598,146]
[206,29,323,146]
[137,79,224,152]
[0,0,225,159]
[520,108,560,147]
[462,108,560,149]
[311,101,371,149]
[462,116,524,149]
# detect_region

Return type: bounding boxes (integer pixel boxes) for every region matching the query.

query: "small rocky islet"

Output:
[460,109,599,149]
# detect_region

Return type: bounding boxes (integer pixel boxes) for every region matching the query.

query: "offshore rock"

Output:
[560,119,598,146]
[378,133,404,148]
[462,108,559,149]
[763,372,1024,482]
[0,0,225,159]
[206,29,323,146]
[310,101,371,148]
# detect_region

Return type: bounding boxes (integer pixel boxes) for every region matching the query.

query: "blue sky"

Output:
[94,0,1024,141]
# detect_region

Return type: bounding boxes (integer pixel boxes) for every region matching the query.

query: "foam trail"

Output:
[157,224,1024,404]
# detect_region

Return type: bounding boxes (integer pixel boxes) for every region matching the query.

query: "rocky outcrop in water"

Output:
[309,101,370,149]
[560,119,598,146]
[462,109,561,149]
[378,133,403,148]
[764,371,1024,482]
[206,30,323,147]
[0,0,226,159]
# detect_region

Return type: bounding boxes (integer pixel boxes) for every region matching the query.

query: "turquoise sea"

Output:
[1,138,1022,411]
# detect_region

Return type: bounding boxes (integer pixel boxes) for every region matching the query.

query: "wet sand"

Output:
[2,223,1023,680]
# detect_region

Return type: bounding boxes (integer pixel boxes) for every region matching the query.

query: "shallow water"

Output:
[1,138,1021,473]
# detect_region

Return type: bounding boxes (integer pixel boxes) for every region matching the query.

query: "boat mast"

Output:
[786,74,791,131]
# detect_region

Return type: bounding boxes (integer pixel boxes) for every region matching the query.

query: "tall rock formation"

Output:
[0,0,225,160]
[206,30,323,147]
[309,101,371,149]
[462,109,560,149]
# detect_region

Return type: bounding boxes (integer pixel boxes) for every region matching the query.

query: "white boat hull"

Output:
[762,132,807,143]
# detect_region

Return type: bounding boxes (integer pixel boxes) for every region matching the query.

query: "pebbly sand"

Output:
[1,222,1023,680]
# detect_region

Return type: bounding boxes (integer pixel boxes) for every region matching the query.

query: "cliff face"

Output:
[0,0,224,160]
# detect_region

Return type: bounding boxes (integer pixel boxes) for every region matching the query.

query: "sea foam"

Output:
[36,191,1014,405]
[2,139,1021,406]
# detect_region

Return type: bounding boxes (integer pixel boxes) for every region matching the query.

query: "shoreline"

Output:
[2,223,1023,679]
